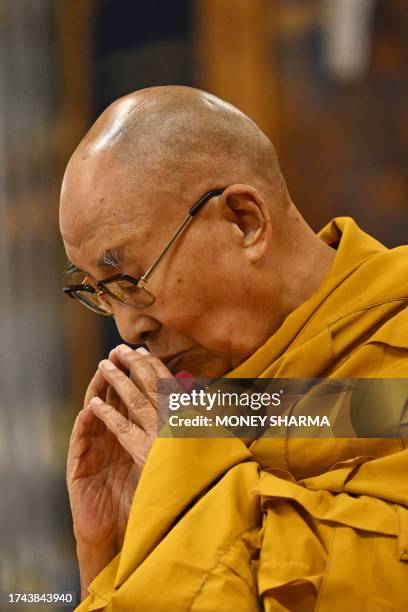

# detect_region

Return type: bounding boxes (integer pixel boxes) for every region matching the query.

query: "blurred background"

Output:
[0,0,407,609]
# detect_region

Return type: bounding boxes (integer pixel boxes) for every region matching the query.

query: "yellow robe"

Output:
[76,217,408,612]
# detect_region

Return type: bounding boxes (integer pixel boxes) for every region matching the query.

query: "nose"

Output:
[112,303,161,345]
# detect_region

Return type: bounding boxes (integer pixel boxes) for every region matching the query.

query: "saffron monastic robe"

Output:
[75,217,408,612]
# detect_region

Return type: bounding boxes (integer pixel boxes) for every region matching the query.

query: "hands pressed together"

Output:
[66,344,175,599]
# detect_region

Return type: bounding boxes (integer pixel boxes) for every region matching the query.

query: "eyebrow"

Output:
[97,248,122,268]
[65,248,122,276]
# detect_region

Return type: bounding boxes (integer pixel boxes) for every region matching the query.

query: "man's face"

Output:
[60,155,268,379]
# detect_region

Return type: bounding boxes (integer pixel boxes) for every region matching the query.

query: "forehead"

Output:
[59,148,189,274]
[62,210,159,278]
[60,154,155,252]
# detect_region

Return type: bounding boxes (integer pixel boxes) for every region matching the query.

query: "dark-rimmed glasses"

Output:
[63,187,226,317]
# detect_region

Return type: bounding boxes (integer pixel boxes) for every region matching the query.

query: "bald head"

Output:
[61,86,288,234]
[88,86,283,183]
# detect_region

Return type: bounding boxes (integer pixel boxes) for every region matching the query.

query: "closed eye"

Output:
[65,261,83,275]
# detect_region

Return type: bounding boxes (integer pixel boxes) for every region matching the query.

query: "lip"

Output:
[161,350,191,373]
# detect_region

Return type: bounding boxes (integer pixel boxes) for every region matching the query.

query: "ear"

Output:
[220,184,271,262]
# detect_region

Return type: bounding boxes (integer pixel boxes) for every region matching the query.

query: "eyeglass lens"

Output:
[73,277,154,315]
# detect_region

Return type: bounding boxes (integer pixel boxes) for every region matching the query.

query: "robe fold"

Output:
[75,217,408,612]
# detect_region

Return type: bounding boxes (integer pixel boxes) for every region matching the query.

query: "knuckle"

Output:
[144,354,158,367]
[141,370,156,386]
[127,352,144,367]
[130,356,155,377]
[108,365,120,378]
[128,396,141,414]
[117,418,132,436]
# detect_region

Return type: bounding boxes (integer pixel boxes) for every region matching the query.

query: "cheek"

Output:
[171,297,236,353]
[153,250,240,347]
[174,274,222,318]
[158,278,209,326]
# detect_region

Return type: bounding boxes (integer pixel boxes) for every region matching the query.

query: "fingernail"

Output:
[99,359,115,370]
[118,344,132,354]
[90,396,103,405]
[136,347,150,355]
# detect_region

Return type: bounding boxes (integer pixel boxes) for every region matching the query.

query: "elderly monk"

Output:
[60,86,408,612]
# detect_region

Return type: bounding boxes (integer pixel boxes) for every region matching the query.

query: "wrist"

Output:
[76,539,118,556]
[76,541,118,601]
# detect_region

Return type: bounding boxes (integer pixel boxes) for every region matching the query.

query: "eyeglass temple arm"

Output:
[141,215,193,282]
[141,188,225,283]
[189,187,225,216]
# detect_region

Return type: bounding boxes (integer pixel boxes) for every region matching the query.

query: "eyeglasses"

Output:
[63,187,226,317]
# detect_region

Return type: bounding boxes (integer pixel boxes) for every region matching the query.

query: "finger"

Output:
[68,408,89,453]
[97,359,154,432]
[111,345,174,380]
[135,347,175,380]
[114,346,179,404]
[84,369,109,408]
[67,406,101,464]
[119,347,162,400]
[106,348,134,415]
[108,346,130,374]
[131,348,184,409]
[84,346,132,410]
[70,404,107,446]
[89,397,149,460]
[106,384,129,419]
